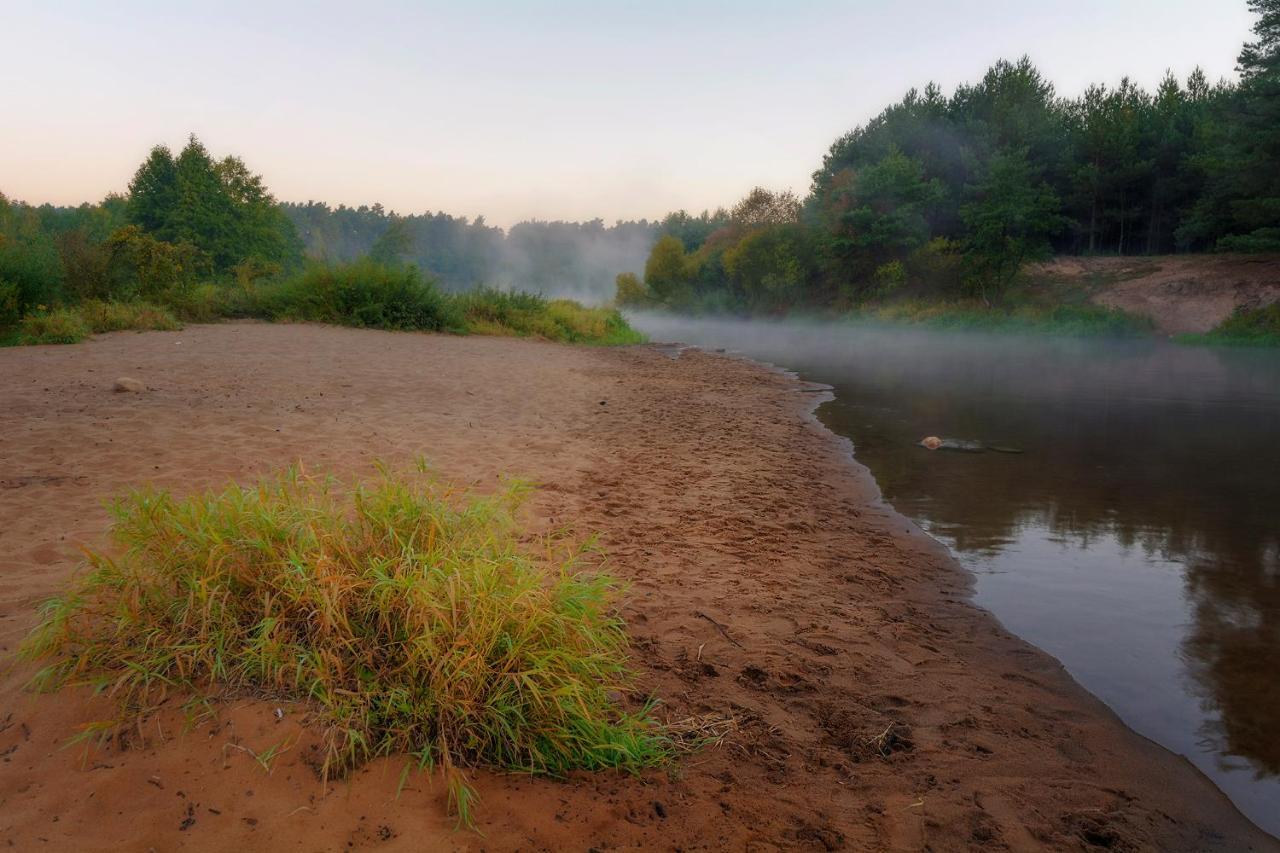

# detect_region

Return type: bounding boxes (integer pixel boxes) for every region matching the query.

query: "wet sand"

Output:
[0,322,1273,851]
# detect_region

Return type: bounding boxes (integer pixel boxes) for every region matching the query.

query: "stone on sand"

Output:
[113,377,146,393]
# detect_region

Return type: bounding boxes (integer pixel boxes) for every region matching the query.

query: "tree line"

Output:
[1,137,655,326]
[623,0,1280,313]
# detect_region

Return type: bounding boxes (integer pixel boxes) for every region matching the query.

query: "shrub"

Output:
[78,300,182,333]
[18,308,90,344]
[102,225,204,301]
[614,272,648,307]
[21,465,667,824]
[871,260,906,298]
[905,237,963,294]
[452,288,644,344]
[58,230,114,301]
[259,261,464,332]
[162,282,250,322]
[454,287,548,328]
[1190,302,1280,346]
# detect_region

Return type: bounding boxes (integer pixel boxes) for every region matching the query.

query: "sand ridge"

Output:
[0,322,1273,851]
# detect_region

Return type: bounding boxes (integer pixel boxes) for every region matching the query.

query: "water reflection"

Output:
[630,314,1280,836]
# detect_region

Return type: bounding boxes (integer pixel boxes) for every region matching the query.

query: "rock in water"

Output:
[113,377,145,393]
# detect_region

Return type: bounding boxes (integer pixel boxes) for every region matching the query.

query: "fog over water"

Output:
[630,313,1280,838]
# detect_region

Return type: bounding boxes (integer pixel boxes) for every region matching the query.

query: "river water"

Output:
[630,313,1280,838]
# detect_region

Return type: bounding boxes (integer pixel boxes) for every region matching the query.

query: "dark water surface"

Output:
[631,314,1280,838]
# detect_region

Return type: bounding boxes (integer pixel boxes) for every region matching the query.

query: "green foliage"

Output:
[454,287,644,344]
[57,230,114,301]
[905,237,963,294]
[20,465,669,823]
[1183,0,1280,251]
[127,136,301,274]
[257,260,463,331]
[452,287,547,328]
[77,300,182,333]
[614,272,648,306]
[18,308,90,344]
[817,148,944,285]
[643,234,694,303]
[0,194,65,312]
[721,223,815,311]
[161,282,249,322]
[231,257,282,289]
[871,260,906,298]
[16,301,181,345]
[1183,302,1280,346]
[0,278,20,328]
[126,145,179,234]
[960,148,1066,303]
[855,300,1154,338]
[368,217,413,266]
[658,209,731,252]
[102,225,202,300]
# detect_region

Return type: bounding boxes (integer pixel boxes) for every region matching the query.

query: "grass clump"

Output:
[15,300,182,345]
[20,464,667,823]
[254,260,465,332]
[1180,302,1280,347]
[457,287,646,344]
[19,307,90,344]
[78,300,182,333]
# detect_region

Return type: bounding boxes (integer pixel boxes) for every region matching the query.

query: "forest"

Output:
[0,136,654,336]
[0,135,644,346]
[624,0,1280,320]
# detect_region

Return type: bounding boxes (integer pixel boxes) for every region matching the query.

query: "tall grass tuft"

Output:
[78,300,182,333]
[456,287,646,344]
[19,307,91,344]
[17,301,182,344]
[20,464,667,823]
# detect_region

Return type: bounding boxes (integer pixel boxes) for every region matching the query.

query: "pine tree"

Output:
[126,145,178,238]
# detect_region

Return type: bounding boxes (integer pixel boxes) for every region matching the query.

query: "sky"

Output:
[0,0,1256,227]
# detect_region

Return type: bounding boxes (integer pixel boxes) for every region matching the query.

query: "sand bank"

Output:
[0,323,1272,850]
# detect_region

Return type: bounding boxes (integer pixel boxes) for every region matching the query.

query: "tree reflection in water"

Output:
[628,313,1280,833]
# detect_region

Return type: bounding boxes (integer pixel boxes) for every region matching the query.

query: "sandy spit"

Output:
[0,322,1273,851]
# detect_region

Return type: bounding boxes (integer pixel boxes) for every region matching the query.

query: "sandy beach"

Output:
[0,323,1273,851]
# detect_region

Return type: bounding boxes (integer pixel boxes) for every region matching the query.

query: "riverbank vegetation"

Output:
[20,465,668,824]
[1179,303,1280,347]
[0,138,641,347]
[619,0,1280,341]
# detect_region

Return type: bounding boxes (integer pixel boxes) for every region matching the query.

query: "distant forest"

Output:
[3,0,1278,326]
[0,143,654,323]
[282,203,654,300]
[628,0,1280,312]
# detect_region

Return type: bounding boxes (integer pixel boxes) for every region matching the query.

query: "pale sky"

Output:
[0,1,1255,227]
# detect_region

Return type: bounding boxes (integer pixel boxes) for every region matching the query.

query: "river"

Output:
[630,313,1280,838]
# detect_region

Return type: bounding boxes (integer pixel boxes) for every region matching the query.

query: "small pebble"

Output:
[113,377,145,393]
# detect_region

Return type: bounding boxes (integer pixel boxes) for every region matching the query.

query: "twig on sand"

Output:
[666,712,740,751]
[864,723,911,759]
[695,611,742,647]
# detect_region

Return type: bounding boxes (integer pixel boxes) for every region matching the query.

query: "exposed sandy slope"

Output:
[0,323,1273,851]
[1037,254,1280,334]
